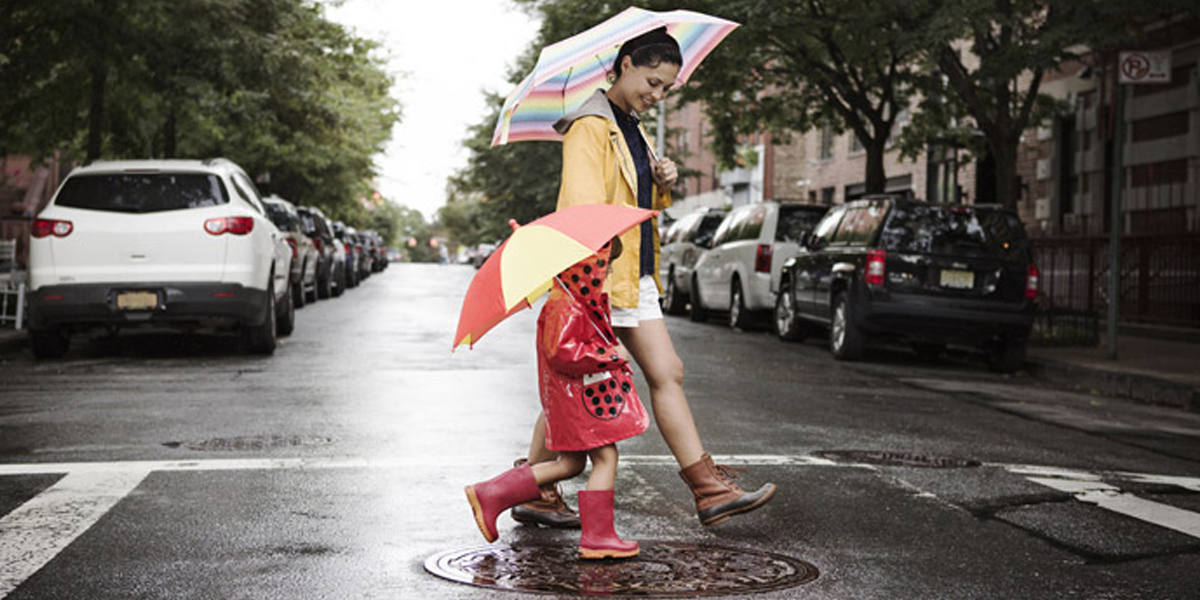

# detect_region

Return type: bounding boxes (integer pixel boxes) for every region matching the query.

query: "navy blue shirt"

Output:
[609,100,655,278]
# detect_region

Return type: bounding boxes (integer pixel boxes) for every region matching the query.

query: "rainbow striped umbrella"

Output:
[491,7,739,147]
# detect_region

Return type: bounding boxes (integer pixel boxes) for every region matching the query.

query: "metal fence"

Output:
[1032,234,1200,329]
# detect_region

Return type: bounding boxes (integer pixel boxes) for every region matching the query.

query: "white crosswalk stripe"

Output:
[1,454,1198,599]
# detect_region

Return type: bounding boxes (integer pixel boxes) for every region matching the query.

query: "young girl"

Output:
[514,27,776,530]
[466,239,648,559]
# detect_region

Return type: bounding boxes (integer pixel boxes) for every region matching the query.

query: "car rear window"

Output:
[776,206,827,243]
[55,173,228,213]
[880,204,1029,259]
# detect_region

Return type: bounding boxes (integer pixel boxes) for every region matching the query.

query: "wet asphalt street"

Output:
[2,262,1199,599]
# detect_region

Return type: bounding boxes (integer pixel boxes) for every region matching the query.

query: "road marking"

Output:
[0,469,150,598]
[1,453,1198,598]
[1028,476,1200,539]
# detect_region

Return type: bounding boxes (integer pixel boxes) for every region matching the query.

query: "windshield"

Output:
[55,173,228,213]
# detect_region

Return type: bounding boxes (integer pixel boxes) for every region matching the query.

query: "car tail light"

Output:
[204,217,254,236]
[865,249,886,286]
[312,238,323,253]
[754,244,772,273]
[285,238,298,258]
[1025,263,1039,299]
[33,218,73,238]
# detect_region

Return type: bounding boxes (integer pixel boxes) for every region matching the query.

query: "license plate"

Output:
[939,269,974,289]
[116,290,159,311]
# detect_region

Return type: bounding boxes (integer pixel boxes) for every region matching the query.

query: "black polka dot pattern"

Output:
[580,368,637,422]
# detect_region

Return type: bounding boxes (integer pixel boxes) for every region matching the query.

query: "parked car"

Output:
[689,201,828,328]
[659,208,726,315]
[27,158,293,357]
[295,205,346,300]
[262,195,319,308]
[774,195,1038,372]
[471,242,497,269]
[362,229,387,273]
[332,221,359,289]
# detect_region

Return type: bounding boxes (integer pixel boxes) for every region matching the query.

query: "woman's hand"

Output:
[653,157,678,188]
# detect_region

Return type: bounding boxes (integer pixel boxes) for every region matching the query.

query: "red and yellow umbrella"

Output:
[454,204,656,349]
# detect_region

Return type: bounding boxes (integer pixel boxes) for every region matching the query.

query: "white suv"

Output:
[690,201,827,329]
[27,159,293,357]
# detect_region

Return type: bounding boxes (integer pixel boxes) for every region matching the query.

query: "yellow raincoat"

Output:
[553,90,672,309]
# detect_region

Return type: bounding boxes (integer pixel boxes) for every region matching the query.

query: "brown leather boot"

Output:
[510,459,580,529]
[679,453,776,526]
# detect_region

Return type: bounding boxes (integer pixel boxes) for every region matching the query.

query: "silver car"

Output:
[659,208,725,315]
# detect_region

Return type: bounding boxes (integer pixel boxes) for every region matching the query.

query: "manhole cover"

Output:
[425,541,818,597]
[162,435,333,451]
[816,450,980,468]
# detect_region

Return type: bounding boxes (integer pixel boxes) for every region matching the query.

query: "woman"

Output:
[513,27,776,530]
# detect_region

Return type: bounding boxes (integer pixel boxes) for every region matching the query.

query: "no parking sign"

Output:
[1118,51,1172,84]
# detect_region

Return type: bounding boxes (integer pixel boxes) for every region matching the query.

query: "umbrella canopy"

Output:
[454,204,656,349]
[491,7,739,147]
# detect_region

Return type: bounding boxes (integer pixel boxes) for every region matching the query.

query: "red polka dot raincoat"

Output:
[537,245,649,451]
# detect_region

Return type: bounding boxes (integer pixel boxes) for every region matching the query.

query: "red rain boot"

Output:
[465,464,541,543]
[577,489,639,559]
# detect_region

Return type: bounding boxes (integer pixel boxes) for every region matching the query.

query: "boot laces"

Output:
[714,463,745,483]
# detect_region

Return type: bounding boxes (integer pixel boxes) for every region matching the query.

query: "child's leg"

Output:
[530,451,586,486]
[578,444,638,559]
[586,444,618,490]
[525,412,559,464]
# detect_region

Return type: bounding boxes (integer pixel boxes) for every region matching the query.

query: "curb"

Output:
[1027,357,1200,413]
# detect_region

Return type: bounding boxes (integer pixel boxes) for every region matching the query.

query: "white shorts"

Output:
[611,275,663,328]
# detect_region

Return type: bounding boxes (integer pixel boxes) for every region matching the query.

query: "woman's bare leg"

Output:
[615,319,705,469]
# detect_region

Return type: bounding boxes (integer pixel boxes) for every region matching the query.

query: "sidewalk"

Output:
[1027,333,1200,413]
[3,325,1197,412]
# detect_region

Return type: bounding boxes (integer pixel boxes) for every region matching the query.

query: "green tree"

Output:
[677,0,940,194]
[0,0,399,218]
[920,0,1198,210]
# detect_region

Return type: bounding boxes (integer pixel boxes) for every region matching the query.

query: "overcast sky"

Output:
[324,0,541,219]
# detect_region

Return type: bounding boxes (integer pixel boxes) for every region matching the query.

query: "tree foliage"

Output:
[0,0,400,220]
[679,0,940,195]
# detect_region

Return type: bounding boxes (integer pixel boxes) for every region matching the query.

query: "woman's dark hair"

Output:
[612,27,682,79]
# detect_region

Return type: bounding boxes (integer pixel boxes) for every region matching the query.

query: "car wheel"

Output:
[986,338,1026,373]
[729,279,750,330]
[662,269,685,315]
[29,328,70,359]
[245,281,277,355]
[276,282,296,336]
[774,283,808,342]
[317,265,332,299]
[688,276,708,322]
[332,264,345,297]
[292,267,306,309]
[830,293,866,360]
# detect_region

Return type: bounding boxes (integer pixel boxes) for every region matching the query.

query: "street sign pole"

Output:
[1107,82,1124,359]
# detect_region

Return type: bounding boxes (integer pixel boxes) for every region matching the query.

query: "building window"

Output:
[821,187,835,205]
[1130,159,1188,188]
[1131,111,1189,143]
[849,133,864,154]
[819,123,834,160]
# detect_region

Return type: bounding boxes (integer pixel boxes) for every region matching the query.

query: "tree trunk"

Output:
[864,136,888,194]
[85,61,106,163]
[164,101,177,159]
[993,135,1020,212]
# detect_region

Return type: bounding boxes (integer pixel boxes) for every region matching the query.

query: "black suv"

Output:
[775,196,1038,372]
